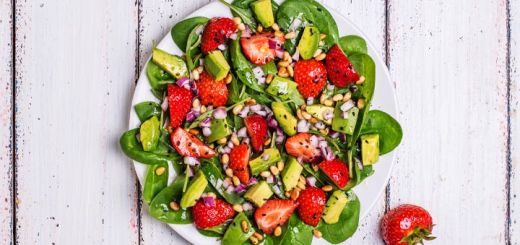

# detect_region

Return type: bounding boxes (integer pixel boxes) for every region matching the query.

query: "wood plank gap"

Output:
[11,0,17,243]
[383,0,391,214]
[135,0,143,244]
[506,0,512,243]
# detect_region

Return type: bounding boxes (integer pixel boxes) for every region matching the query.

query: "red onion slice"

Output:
[200,117,212,128]
[213,107,227,119]
[203,196,216,207]
[306,176,317,187]
[161,98,169,111]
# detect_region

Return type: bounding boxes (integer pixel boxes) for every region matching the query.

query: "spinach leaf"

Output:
[143,163,168,205]
[222,212,255,245]
[272,214,314,245]
[343,164,374,190]
[198,221,230,237]
[317,191,360,244]
[148,175,192,224]
[171,16,209,51]
[200,158,245,205]
[230,33,265,92]
[262,61,278,75]
[228,76,245,104]
[146,61,173,95]
[134,101,161,122]
[231,0,279,15]
[219,0,257,30]
[339,35,367,56]
[360,110,403,154]
[185,23,205,71]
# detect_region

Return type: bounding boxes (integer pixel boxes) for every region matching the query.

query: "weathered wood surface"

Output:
[509,0,519,243]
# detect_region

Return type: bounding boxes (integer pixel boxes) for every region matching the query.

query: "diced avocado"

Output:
[140,116,160,151]
[297,26,320,60]
[266,76,305,106]
[305,104,334,125]
[204,50,230,81]
[272,102,297,136]
[152,48,189,79]
[281,157,303,191]
[244,181,273,207]
[249,148,282,175]
[361,134,379,165]
[251,0,274,28]
[322,190,348,224]
[207,118,232,143]
[222,212,255,245]
[180,171,208,209]
[332,102,359,135]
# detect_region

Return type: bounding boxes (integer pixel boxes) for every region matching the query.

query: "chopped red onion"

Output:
[176,77,190,88]
[200,117,211,127]
[203,196,216,207]
[239,106,250,118]
[297,120,310,132]
[250,104,262,112]
[289,17,303,31]
[262,154,270,161]
[315,121,325,129]
[187,166,194,177]
[266,175,274,184]
[242,202,253,211]
[242,137,250,145]
[255,110,268,117]
[216,179,224,189]
[306,176,317,187]
[222,179,230,189]
[327,84,335,91]
[341,100,355,112]
[242,26,252,37]
[248,177,258,186]
[310,135,319,147]
[218,43,227,50]
[306,97,314,105]
[320,144,335,161]
[161,98,169,111]
[267,117,278,128]
[202,127,212,137]
[237,127,247,138]
[230,33,238,40]
[323,110,334,120]
[276,134,285,145]
[329,131,340,138]
[268,39,277,49]
[227,140,235,149]
[235,184,247,193]
[221,146,231,154]
[275,49,284,59]
[186,109,200,122]
[184,156,200,166]
[252,67,265,84]
[225,185,235,193]
[213,107,227,119]
[292,49,300,61]
[297,156,304,164]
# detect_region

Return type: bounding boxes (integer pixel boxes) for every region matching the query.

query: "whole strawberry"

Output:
[297,186,326,226]
[381,204,435,245]
[195,71,228,106]
[244,115,268,152]
[201,17,237,54]
[192,198,235,229]
[294,59,327,98]
[325,44,360,87]
[167,84,193,128]
[228,144,250,184]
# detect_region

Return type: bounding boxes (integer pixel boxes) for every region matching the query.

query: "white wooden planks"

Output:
[509,0,519,243]
[387,0,510,244]
[0,0,13,244]
[14,1,140,244]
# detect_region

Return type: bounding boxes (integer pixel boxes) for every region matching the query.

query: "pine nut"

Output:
[312,164,319,172]
[277,161,285,171]
[283,51,291,61]
[192,98,201,108]
[278,61,290,67]
[225,168,234,177]
[356,75,366,84]
[221,154,230,164]
[169,201,180,211]
[332,94,343,101]
[217,137,227,145]
[278,67,289,77]
[319,33,327,40]
[266,74,274,84]
[241,220,249,232]
[320,94,328,104]
[260,171,272,178]
[257,25,263,33]
[313,49,323,58]
[233,203,244,212]
[357,98,365,109]
[323,99,333,106]
[343,92,352,102]
[287,65,294,77]
[155,167,166,176]
[270,165,280,175]
[296,109,304,120]
[233,104,244,115]
[272,23,280,31]
[290,189,300,200]
[284,31,296,39]
[238,23,246,31]
[253,232,264,240]
[264,137,271,146]
[206,192,217,198]
[250,237,259,244]
[189,128,199,135]
[309,117,318,124]
[200,105,207,113]
[315,53,327,61]
[285,191,291,197]
[313,229,322,238]
[297,182,306,190]
[196,65,204,73]
[192,70,200,80]
[319,40,325,46]
[233,17,242,25]
[245,98,257,106]
[274,226,282,237]
[320,128,329,135]
[322,185,333,192]
[232,176,241,186]
[231,134,240,146]
[302,111,312,120]
[274,30,284,38]
[225,73,233,84]
[299,175,306,183]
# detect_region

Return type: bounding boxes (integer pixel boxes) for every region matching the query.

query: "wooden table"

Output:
[0,0,517,244]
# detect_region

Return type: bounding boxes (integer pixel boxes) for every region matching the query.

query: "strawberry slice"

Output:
[325,44,360,87]
[196,71,228,107]
[297,187,326,226]
[240,32,285,65]
[285,133,322,163]
[167,84,193,128]
[171,128,216,158]
[254,199,297,234]
[318,159,350,188]
[201,17,237,54]
[244,115,268,152]
[293,59,328,98]
[192,198,235,229]
[229,144,251,184]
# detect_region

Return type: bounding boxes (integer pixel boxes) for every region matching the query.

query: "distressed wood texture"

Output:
[387,0,510,244]
[510,0,519,243]
[14,1,140,244]
[0,0,13,244]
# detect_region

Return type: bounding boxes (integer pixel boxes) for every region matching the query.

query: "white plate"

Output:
[128,1,397,244]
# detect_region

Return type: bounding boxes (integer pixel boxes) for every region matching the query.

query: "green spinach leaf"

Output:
[360,110,403,154]
[200,158,245,205]
[219,0,257,30]
[272,214,314,245]
[143,163,169,204]
[134,101,161,122]
[230,33,265,92]
[171,17,209,51]
[148,175,192,224]
[339,35,367,56]
[317,191,360,244]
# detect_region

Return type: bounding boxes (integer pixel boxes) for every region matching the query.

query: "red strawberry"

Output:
[229,144,250,184]
[285,133,322,163]
[171,127,216,158]
[167,84,193,128]
[201,17,237,54]
[192,198,235,229]
[296,187,326,226]
[325,44,360,87]
[244,115,268,152]
[254,199,297,234]
[381,204,435,245]
[318,159,349,188]
[240,32,285,65]
[196,71,228,107]
[293,59,327,98]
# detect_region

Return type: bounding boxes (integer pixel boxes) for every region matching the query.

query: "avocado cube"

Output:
[152,48,189,79]
[281,157,303,191]
[180,171,208,209]
[297,26,320,60]
[244,181,273,207]
[249,148,282,176]
[272,102,297,136]
[204,50,230,81]
[332,102,359,135]
[251,0,274,28]
[322,190,348,224]
[306,104,334,125]
[207,118,232,143]
[361,134,379,165]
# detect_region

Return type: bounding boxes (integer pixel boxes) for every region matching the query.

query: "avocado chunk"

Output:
[332,102,359,135]
[251,0,274,28]
[152,48,189,79]
[272,102,297,136]
[222,212,255,245]
[322,190,348,224]
[306,104,334,125]
[249,148,282,175]
[180,171,208,209]
[207,118,232,143]
[361,134,379,165]
[297,26,320,60]
[266,76,305,106]
[281,157,303,191]
[244,181,273,207]
[140,116,160,151]
[204,50,230,81]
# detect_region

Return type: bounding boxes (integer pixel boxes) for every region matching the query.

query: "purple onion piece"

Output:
[200,117,212,128]
[213,107,227,119]
[161,98,169,111]
[176,77,190,88]
[203,196,216,207]
[237,127,247,138]
[306,176,317,187]
[235,184,247,193]
[202,127,212,137]
[248,177,258,186]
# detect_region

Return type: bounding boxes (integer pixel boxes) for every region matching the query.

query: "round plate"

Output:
[129,1,397,244]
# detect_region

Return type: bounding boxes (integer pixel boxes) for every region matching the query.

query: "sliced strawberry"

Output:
[171,127,215,158]
[285,133,322,163]
[325,44,360,87]
[229,144,250,184]
[293,59,327,98]
[195,71,228,107]
[297,187,326,226]
[201,17,237,54]
[192,198,235,229]
[244,115,268,152]
[240,32,284,65]
[167,84,193,128]
[318,159,350,188]
[254,199,297,234]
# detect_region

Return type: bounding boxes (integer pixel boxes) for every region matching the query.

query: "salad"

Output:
[120,0,403,244]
